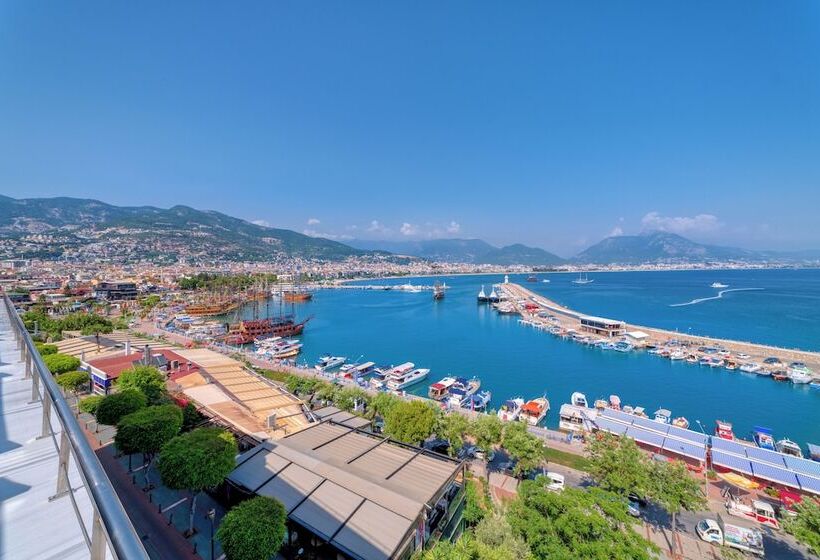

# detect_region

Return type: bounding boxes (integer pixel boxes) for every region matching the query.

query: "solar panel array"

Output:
[596,408,708,461]
[710,436,820,495]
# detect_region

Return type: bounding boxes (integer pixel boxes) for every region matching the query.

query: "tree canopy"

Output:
[649,459,706,536]
[437,412,471,457]
[56,370,90,394]
[783,498,820,555]
[470,414,504,455]
[587,433,652,498]
[157,427,237,492]
[43,353,81,375]
[115,404,183,456]
[217,496,287,560]
[383,399,439,444]
[116,365,167,404]
[422,513,531,560]
[501,422,546,477]
[79,395,104,415]
[96,389,147,426]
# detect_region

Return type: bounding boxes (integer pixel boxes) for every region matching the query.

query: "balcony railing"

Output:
[3,294,149,560]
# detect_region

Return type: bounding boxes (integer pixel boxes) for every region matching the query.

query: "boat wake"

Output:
[670,288,764,307]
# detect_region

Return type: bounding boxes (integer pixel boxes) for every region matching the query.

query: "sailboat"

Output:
[572,272,594,285]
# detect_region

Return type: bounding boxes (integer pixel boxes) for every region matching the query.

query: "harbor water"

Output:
[238,269,820,447]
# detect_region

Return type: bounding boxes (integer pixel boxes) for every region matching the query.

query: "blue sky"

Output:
[1,2,818,256]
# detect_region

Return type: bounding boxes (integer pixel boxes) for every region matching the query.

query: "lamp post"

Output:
[207,508,216,560]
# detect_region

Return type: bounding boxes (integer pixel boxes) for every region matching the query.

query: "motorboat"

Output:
[570,392,588,408]
[315,355,346,371]
[428,377,458,400]
[612,341,634,353]
[488,287,500,303]
[460,390,491,412]
[340,361,376,380]
[445,377,481,408]
[519,396,550,426]
[752,426,776,450]
[775,439,803,458]
[789,363,814,384]
[608,394,621,410]
[739,363,762,373]
[632,407,648,418]
[383,362,415,378]
[711,282,729,289]
[272,343,302,359]
[653,408,672,424]
[672,417,690,429]
[669,350,686,361]
[386,368,430,390]
[497,398,525,422]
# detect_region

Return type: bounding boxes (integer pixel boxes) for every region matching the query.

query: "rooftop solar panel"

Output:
[626,426,665,448]
[711,450,753,475]
[663,438,707,462]
[666,424,709,445]
[797,474,820,496]
[599,408,636,425]
[783,456,820,478]
[593,417,628,435]
[631,416,671,434]
[745,446,788,467]
[750,461,799,488]
[710,437,750,456]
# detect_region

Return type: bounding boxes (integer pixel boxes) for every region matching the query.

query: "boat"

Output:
[519,397,549,426]
[572,272,594,285]
[672,417,690,429]
[445,377,481,408]
[433,281,446,300]
[541,279,550,283]
[653,408,672,424]
[383,362,414,378]
[271,343,302,359]
[570,392,588,408]
[185,299,240,317]
[315,355,346,371]
[488,287,500,303]
[282,290,313,302]
[809,443,820,462]
[711,282,729,289]
[715,420,734,440]
[612,341,634,353]
[789,362,814,384]
[527,274,538,282]
[340,361,377,380]
[776,439,803,458]
[739,363,762,373]
[225,316,310,345]
[428,377,458,400]
[608,395,621,410]
[669,350,686,361]
[497,398,525,421]
[631,406,648,418]
[477,285,489,303]
[593,398,608,410]
[386,368,430,390]
[461,390,492,412]
[752,426,776,450]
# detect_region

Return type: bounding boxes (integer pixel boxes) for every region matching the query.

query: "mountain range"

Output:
[1,196,817,265]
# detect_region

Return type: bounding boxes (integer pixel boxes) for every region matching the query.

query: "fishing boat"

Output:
[672,417,690,429]
[752,426,776,450]
[612,341,634,353]
[789,362,814,384]
[428,377,458,400]
[570,392,588,408]
[477,286,489,303]
[711,282,729,289]
[461,390,492,412]
[572,272,594,285]
[775,439,803,458]
[653,408,672,424]
[433,281,446,300]
[772,370,789,381]
[445,377,481,408]
[609,395,621,410]
[739,363,762,373]
[715,420,734,440]
[497,398,525,422]
[386,367,430,390]
[519,396,550,426]
[315,355,346,371]
[488,287,500,303]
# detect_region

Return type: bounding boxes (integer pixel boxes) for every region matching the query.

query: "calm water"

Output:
[239,269,820,447]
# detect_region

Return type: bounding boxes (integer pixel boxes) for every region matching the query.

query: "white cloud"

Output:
[400,222,418,236]
[367,220,389,234]
[446,221,461,234]
[307,218,320,226]
[641,211,721,235]
[302,229,352,241]
[251,219,270,227]
[608,226,624,237]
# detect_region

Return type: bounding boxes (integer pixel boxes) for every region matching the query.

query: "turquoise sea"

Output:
[240,269,820,448]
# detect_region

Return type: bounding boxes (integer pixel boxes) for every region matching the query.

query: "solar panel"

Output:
[662,438,707,461]
[631,416,670,434]
[599,408,636,425]
[750,461,799,488]
[783,456,820,479]
[797,474,820,496]
[710,437,750,456]
[666,424,709,445]
[711,450,753,475]
[745,446,788,467]
[594,417,628,435]
[626,426,665,448]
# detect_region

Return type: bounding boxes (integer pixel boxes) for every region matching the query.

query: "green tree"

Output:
[157,427,238,536]
[368,391,400,419]
[649,460,707,553]
[96,390,147,426]
[56,370,90,395]
[502,422,546,478]
[383,400,438,444]
[35,342,58,355]
[587,433,652,498]
[217,496,287,560]
[115,405,183,486]
[334,386,370,412]
[43,353,81,375]
[470,414,504,459]
[116,365,167,404]
[79,395,104,415]
[181,402,202,432]
[438,412,471,457]
[314,382,338,403]
[421,513,530,560]
[782,497,820,555]
[507,482,657,560]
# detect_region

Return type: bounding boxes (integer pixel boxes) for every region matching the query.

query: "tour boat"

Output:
[710,282,729,289]
[572,272,594,285]
[570,392,588,408]
[752,426,776,450]
[497,398,525,421]
[789,363,814,384]
[428,377,458,400]
[340,361,376,380]
[383,362,415,378]
[315,355,346,371]
[519,397,550,426]
[672,417,690,429]
[460,390,492,412]
[477,285,489,303]
[653,408,672,424]
[386,368,430,390]
[775,439,803,458]
[445,377,481,408]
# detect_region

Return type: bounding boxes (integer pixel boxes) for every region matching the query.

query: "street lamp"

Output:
[207,508,216,560]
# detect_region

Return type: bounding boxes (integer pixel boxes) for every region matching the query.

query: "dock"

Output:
[499,282,820,376]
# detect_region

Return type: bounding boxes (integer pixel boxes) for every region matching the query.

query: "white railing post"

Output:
[90,511,107,560]
[52,431,71,500]
[40,395,53,439]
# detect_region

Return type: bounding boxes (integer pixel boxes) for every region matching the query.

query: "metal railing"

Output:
[3,295,149,560]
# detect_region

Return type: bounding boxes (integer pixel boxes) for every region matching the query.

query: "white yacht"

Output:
[710,282,729,288]
[570,392,588,408]
[315,355,346,371]
[386,368,430,390]
[497,398,525,421]
[775,439,803,458]
[789,362,814,384]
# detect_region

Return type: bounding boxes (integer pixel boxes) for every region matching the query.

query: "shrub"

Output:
[217,497,287,560]
[43,353,81,375]
[116,365,167,404]
[35,342,58,355]
[56,370,90,394]
[79,395,104,415]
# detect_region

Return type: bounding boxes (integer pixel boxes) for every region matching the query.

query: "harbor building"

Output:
[92,280,138,300]
[224,420,466,560]
[579,315,626,337]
